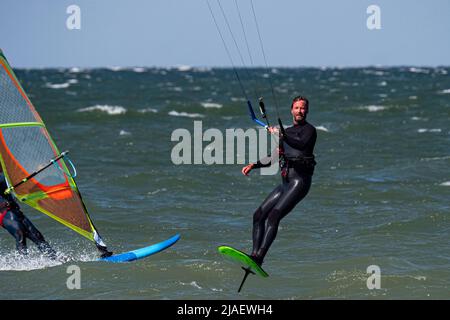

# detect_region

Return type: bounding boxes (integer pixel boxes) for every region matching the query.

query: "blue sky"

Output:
[1,0,449,68]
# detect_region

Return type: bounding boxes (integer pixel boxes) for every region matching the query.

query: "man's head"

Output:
[291,96,309,123]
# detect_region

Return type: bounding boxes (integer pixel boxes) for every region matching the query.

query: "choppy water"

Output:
[1,66,450,299]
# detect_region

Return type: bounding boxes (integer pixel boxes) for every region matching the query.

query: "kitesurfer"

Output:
[0,173,57,259]
[241,96,317,266]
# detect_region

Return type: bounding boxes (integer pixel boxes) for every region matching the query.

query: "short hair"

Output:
[291,96,309,109]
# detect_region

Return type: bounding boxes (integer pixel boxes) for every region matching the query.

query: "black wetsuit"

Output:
[250,121,317,264]
[0,175,56,258]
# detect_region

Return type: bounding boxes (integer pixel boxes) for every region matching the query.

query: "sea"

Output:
[0,65,449,299]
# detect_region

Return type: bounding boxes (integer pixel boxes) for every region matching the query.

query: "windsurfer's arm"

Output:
[5,193,20,210]
[242,149,277,176]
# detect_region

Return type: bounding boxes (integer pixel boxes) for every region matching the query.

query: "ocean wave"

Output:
[69,67,82,73]
[45,82,70,89]
[201,102,223,109]
[168,111,204,118]
[177,65,192,72]
[363,69,384,76]
[417,128,441,133]
[119,130,131,136]
[409,67,429,74]
[78,105,127,115]
[359,105,385,112]
[179,281,202,289]
[420,155,450,162]
[440,181,450,186]
[137,108,158,113]
[107,66,124,72]
[0,252,62,271]
[316,126,329,132]
[0,248,95,271]
[133,67,146,73]
[439,89,450,94]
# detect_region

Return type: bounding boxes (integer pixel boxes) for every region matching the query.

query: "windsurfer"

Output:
[0,173,57,259]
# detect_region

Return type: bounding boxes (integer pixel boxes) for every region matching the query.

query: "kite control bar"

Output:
[247,100,268,129]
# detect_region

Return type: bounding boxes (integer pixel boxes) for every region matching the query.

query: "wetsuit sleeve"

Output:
[252,148,277,169]
[5,193,20,210]
[252,156,272,169]
[283,126,317,151]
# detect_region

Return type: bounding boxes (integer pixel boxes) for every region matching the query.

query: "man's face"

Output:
[291,100,308,122]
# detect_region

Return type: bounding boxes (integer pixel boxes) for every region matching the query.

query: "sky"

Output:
[1,0,449,68]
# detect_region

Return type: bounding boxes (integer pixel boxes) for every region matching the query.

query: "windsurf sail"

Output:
[0,49,107,249]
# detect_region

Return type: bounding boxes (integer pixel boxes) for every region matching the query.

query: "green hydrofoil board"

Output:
[218,246,269,277]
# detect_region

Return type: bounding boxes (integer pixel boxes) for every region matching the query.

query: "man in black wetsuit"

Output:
[0,173,57,259]
[241,96,317,266]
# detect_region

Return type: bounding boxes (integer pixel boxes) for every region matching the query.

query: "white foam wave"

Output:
[133,67,146,73]
[440,181,450,186]
[119,130,131,136]
[420,155,450,162]
[417,128,441,133]
[45,82,70,89]
[409,67,429,74]
[439,89,450,94]
[201,102,223,109]
[108,66,124,72]
[69,67,82,73]
[360,105,385,112]
[316,126,329,132]
[138,108,158,113]
[177,65,192,72]
[0,247,97,271]
[0,252,63,271]
[78,105,127,115]
[168,111,204,118]
[179,281,203,289]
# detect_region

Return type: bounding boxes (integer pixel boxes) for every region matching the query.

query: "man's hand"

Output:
[267,126,280,135]
[242,163,255,176]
